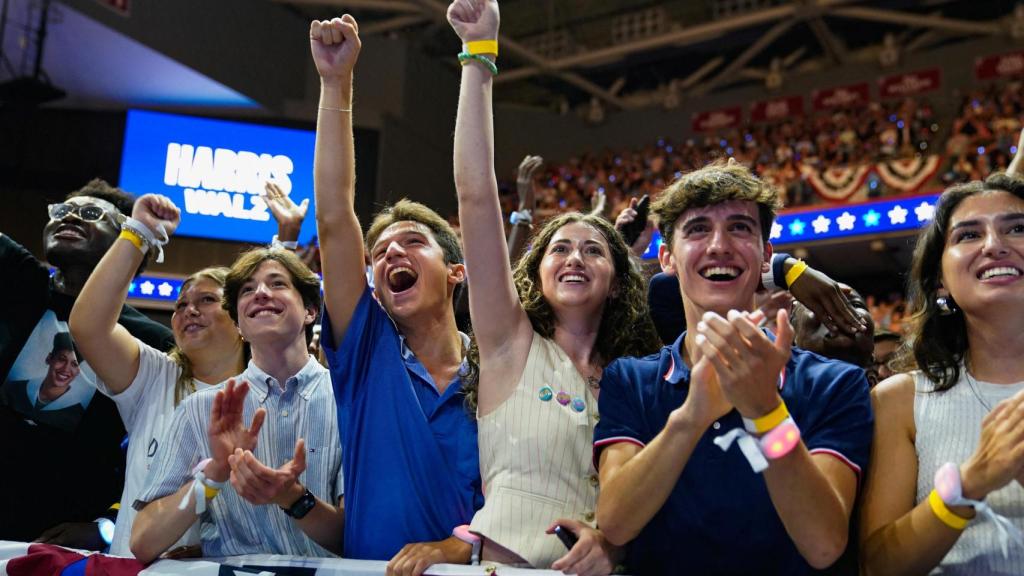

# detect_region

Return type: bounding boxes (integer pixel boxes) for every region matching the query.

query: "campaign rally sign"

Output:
[119,109,317,244]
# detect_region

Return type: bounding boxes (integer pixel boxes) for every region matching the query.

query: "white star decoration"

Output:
[770,222,783,240]
[157,282,174,297]
[139,281,155,296]
[915,202,935,222]
[836,212,856,231]
[812,215,831,234]
[888,205,908,225]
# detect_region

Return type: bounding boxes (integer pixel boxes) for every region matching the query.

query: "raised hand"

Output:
[672,354,731,431]
[309,15,361,83]
[788,265,865,335]
[516,154,543,211]
[1009,127,1024,176]
[263,181,309,242]
[228,439,307,506]
[695,308,793,419]
[207,379,266,483]
[447,0,499,43]
[131,193,180,238]
[548,519,617,576]
[590,188,608,218]
[614,196,654,256]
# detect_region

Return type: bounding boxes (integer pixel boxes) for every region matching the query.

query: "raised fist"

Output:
[310,15,361,83]
[131,194,180,238]
[447,0,499,44]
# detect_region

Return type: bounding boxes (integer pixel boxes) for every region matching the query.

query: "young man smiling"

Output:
[130,249,343,563]
[310,14,482,572]
[594,162,873,575]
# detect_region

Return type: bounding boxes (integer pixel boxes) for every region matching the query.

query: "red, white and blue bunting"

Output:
[799,163,873,202]
[875,155,942,194]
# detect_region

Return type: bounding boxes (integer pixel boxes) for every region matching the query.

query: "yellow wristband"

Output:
[745,401,789,434]
[784,259,808,288]
[119,229,146,253]
[204,485,220,500]
[464,40,498,56]
[928,489,969,530]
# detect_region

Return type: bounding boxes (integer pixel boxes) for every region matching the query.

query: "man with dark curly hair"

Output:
[0,179,173,549]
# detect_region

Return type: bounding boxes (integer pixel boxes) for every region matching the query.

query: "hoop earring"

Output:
[936,295,958,316]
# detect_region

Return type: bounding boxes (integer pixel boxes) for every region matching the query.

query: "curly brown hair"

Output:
[897,172,1024,391]
[463,212,661,413]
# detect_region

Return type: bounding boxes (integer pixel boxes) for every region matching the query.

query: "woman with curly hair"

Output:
[448,1,659,574]
[860,168,1024,574]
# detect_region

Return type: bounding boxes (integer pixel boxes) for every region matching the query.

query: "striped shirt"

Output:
[135,356,343,558]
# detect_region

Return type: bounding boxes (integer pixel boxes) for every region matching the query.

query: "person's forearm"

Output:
[70,239,142,340]
[313,79,356,236]
[292,496,345,555]
[861,500,966,576]
[453,59,498,204]
[130,483,201,564]
[506,222,530,262]
[597,418,705,546]
[762,447,850,569]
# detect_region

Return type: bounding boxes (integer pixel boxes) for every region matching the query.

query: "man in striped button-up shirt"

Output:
[130,249,344,563]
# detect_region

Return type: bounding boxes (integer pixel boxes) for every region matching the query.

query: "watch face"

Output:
[286,489,316,519]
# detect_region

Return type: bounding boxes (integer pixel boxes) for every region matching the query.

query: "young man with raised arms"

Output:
[594,162,873,575]
[309,14,482,576]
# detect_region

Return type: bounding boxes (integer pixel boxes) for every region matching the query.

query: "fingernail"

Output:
[697,321,707,332]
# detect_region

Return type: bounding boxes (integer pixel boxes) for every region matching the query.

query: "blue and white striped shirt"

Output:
[136,356,343,558]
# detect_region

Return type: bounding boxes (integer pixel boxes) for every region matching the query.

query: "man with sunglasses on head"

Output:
[0,179,173,550]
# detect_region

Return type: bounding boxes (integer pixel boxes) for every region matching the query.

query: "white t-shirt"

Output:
[96,340,215,557]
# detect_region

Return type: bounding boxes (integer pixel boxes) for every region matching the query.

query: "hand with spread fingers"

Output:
[788,264,865,336]
[549,519,618,576]
[229,439,307,507]
[309,14,362,84]
[516,155,543,211]
[206,378,266,483]
[694,308,793,420]
[263,181,309,244]
[446,0,500,43]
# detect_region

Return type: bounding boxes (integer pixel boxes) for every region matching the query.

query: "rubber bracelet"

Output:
[759,417,801,460]
[464,40,498,56]
[929,489,969,530]
[452,525,482,565]
[119,229,147,254]
[510,209,533,226]
[743,400,789,434]
[784,259,809,288]
[458,52,498,76]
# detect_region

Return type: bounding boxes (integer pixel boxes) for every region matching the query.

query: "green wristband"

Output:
[457,52,498,76]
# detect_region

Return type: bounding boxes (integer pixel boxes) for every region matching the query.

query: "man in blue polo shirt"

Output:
[309,15,482,574]
[594,161,872,575]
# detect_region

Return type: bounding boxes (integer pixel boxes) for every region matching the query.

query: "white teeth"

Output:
[561,274,586,283]
[701,266,740,279]
[254,309,279,317]
[980,266,1022,280]
[389,266,416,281]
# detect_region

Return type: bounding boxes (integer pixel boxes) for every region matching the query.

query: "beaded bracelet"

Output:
[458,52,498,76]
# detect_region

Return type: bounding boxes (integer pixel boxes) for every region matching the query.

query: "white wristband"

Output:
[935,462,1024,557]
[271,235,299,250]
[122,217,170,264]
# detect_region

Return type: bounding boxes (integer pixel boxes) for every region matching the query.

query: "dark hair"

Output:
[223,248,322,344]
[463,212,661,413]
[169,267,248,405]
[651,160,782,247]
[66,178,135,217]
[900,172,1024,391]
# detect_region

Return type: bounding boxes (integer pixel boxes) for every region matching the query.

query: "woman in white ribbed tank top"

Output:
[448,2,660,572]
[860,167,1024,575]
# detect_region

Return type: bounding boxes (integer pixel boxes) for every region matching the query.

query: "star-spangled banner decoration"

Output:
[126,275,184,302]
[633,193,942,258]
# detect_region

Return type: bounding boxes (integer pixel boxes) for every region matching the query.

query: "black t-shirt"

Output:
[0,234,174,541]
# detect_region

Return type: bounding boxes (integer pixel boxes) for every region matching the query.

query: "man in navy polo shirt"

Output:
[594,161,872,575]
[309,15,482,574]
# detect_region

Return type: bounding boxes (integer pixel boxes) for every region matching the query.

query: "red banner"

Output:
[812,83,870,111]
[878,69,941,98]
[975,50,1024,80]
[691,107,742,132]
[750,95,804,123]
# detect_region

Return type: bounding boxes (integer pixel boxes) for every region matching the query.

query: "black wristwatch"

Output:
[281,488,316,519]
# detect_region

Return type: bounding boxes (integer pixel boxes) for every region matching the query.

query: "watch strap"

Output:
[281,488,316,519]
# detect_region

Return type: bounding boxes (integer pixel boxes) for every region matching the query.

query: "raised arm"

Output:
[264,181,309,249]
[69,194,180,394]
[1008,127,1024,176]
[506,154,542,262]
[860,378,1024,575]
[310,15,365,344]
[449,0,530,352]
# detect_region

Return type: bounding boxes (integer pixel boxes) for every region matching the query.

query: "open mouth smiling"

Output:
[387,266,419,294]
[699,265,742,282]
[977,265,1022,280]
[247,305,283,319]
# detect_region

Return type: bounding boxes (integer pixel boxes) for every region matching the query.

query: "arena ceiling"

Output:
[278,0,1022,112]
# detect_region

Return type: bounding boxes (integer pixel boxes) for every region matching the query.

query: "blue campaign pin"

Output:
[538,386,554,402]
[571,397,586,412]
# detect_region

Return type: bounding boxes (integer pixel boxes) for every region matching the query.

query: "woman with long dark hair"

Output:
[860,169,1024,574]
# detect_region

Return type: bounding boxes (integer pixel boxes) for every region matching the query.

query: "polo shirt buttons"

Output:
[712,421,720,430]
[583,511,595,522]
[588,474,599,487]
[282,410,290,417]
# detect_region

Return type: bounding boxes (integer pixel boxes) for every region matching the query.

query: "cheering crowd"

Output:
[3,1,1024,575]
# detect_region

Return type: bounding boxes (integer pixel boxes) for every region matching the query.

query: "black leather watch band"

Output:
[281,488,316,519]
